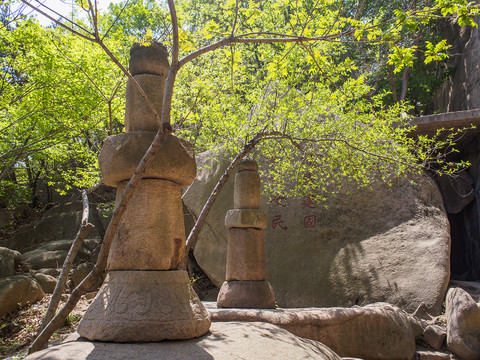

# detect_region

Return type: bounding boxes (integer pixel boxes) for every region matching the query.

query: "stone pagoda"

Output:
[77,43,211,342]
[217,159,275,308]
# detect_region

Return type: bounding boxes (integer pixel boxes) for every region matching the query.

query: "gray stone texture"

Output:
[0,246,19,278]
[206,302,419,360]
[33,272,57,294]
[26,322,341,360]
[77,270,211,342]
[0,202,106,252]
[71,262,103,291]
[0,275,44,318]
[446,287,480,359]
[184,151,450,314]
[434,9,480,112]
[21,239,97,270]
[423,324,446,350]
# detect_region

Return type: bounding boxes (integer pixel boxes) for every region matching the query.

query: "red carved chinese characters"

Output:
[301,195,317,209]
[304,215,316,228]
[272,215,287,230]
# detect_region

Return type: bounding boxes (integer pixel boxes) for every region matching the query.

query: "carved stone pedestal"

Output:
[77,271,210,342]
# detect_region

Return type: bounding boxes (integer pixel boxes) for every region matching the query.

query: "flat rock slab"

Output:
[25,322,340,360]
[205,302,418,360]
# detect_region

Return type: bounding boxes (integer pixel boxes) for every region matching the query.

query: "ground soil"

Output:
[0,294,92,360]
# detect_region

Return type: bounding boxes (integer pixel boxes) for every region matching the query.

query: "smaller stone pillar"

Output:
[217,159,275,308]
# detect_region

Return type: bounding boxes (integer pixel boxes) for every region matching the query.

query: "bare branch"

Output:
[102,0,131,41]
[20,0,94,41]
[231,0,240,37]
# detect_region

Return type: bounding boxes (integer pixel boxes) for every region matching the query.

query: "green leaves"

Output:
[388,46,417,73]
[424,40,451,64]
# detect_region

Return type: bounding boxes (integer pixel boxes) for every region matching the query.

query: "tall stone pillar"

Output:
[77,43,211,342]
[216,159,275,308]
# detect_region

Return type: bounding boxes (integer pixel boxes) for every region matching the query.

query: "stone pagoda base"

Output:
[217,280,275,309]
[77,270,211,342]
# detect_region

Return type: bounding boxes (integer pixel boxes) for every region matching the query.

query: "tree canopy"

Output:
[1,0,478,208]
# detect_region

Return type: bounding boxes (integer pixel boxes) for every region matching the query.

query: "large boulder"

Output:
[446,287,480,359]
[207,302,419,360]
[0,247,21,278]
[33,272,58,294]
[0,275,44,318]
[21,239,100,270]
[183,151,450,314]
[0,202,108,253]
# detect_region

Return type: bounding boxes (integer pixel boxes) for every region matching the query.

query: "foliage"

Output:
[1,0,479,208]
[0,12,125,207]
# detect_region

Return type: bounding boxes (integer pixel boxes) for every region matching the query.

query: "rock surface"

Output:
[446,287,480,359]
[33,273,57,294]
[0,202,107,252]
[77,271,211,342]
[184,151,450,314]
[0,275,44,318]
[206,302,418,360]
[25,322,341,360]
[21,239,99,270]
[0,246,20,278]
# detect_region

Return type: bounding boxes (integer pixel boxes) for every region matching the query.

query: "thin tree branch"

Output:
[20,0,94,41]
[38,190,94,341]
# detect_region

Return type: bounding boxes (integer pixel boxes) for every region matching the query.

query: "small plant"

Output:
[64,313,82,327]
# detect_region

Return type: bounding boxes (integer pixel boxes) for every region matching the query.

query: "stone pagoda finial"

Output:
[217,159,276,308]
[77,42,211,342]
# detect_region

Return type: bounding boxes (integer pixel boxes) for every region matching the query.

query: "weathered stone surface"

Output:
[77,270,211,342]
[414,347,451,360]
[234,169,261,209]
[423,324,446,350]
[225,228,266,281]
[25,322,341,360]
[33,273,57,294]
[206,302,417,360]
[217,280,275,309]
[22,249,68,270]
[107,179,186,271]
[0,247,18,278]
[99,133,196,187]
[446,287,480,359]
[35,268,60,277]
[71,262,103,291]
[20,239,95,270]
[224,209,268,229]
[0,202,107,252]
[129,42,169,76]
[185,152,450,314]
[0,275,44,318]
[124,74,165,132]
